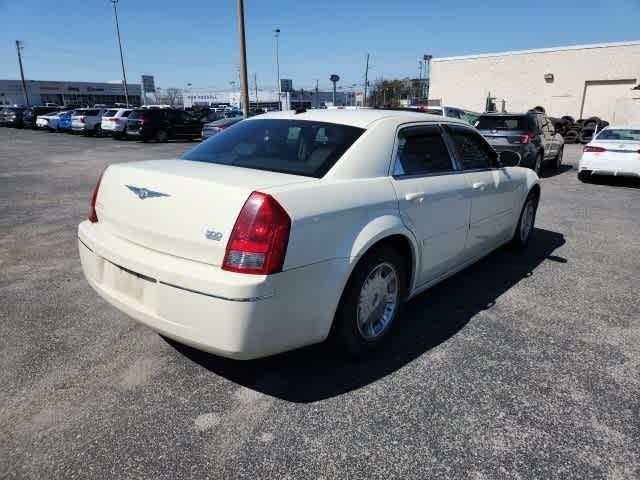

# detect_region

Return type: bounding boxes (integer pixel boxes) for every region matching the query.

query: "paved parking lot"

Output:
[1,128,639,479]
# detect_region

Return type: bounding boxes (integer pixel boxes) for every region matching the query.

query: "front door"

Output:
[444,124,519,258]
[390,124,472,285]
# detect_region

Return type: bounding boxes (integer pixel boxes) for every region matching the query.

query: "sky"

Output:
[0,0,638,92]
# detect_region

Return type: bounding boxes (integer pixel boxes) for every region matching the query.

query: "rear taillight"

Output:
[519,132,534,144]
[111,117,119,124]
[222,192,291,275]
[80,116,86,123]
[583,146,606,153]
[88,171,105,223]
[139,117,147,125]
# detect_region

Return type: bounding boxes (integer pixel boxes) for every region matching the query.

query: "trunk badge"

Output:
[205,230,223,241]
[125,185,170,200]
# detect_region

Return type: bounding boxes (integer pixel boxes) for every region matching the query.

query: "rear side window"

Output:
[104,110,117,116]
[393,125,454,176]
[182,119,365,178]
[475,115,534,131]
[446,125,498,170]
[596,129,640,141]
[120,110,131,118]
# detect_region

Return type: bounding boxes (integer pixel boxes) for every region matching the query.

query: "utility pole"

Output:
[418,60,423,103]
[15,41,30,107]
[254,72,258,110]
[315,79,319,108]
[273,28,281,110]
[363,53,370,107]
[236,0,250,118]
[110,0,129,106]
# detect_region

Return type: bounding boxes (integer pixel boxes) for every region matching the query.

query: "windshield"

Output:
[476,115,534,131]
[596,129,640,141]
[182,119,365,178]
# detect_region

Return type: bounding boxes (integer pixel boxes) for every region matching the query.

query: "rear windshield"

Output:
[120,110,132,117]
[182,119,365,178]
[596,129,640,141]
[476,115,534,131]
[426,109,443,115]
[103,109,117,116]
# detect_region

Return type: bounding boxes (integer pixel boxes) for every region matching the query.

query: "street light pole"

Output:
[110,0,130,107]
[236,0,250,118]
[273,28,281,110]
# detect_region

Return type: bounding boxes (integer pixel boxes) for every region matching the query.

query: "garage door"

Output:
[581,79,637,120]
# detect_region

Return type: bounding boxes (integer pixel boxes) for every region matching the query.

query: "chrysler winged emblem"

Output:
[125,185,170,200]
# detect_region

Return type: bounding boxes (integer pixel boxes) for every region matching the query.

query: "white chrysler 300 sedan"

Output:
[78,109,540,359]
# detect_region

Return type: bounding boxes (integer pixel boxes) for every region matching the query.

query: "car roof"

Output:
[479,112,540,116]
[601,124,640,130]
[246,108,468,128]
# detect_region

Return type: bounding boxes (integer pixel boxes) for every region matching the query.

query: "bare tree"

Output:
[155,87,183,107]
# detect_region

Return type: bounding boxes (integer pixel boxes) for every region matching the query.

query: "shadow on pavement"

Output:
[585,175,640,189]
[539,164,572,178]
[167,227,566,403]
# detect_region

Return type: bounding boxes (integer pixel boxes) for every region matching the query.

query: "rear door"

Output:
[390,124,472,284]
[444,124,520,258]
[538,115,556,159]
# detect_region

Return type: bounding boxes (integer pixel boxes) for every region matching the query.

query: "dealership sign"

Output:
[142,75,156,93]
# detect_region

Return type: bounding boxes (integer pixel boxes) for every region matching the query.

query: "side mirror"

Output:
[499,150,521,167]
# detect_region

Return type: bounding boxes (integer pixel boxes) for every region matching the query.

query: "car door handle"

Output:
[472,182,486,191]
[404,192,425,203]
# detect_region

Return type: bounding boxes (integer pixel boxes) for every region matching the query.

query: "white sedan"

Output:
[579,125,640,181]
[78,109,540,359]
[36,110,66,131]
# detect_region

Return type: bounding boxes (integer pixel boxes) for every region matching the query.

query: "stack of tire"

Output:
[551,116,609,144]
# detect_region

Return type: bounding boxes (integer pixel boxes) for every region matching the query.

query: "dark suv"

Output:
[0,107,26,127]
[126,108,202,142]
[475,112,564,173]
[22,106,61,129]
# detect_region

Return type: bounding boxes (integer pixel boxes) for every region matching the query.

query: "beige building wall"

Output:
[429,41,640,122]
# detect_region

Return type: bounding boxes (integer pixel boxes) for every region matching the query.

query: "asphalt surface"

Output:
[1,128,639,479]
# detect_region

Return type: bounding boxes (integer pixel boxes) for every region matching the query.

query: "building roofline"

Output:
[432,40,640,62]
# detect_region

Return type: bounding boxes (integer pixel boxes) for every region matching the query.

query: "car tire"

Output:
[155,129,169,143]
[578,171,591,183]
[534,152,542,175]
[94,125,102,137]
[332,245,408,357]
[511,192,538,249]
[554,146,563,170]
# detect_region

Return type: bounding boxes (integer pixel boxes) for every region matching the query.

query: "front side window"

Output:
[393,125,454,176]
[446,125,498,170]
[182,119,365,178]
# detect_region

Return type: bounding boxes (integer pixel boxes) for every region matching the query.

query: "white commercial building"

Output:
[184,88,352,110]
[429,41,640,122]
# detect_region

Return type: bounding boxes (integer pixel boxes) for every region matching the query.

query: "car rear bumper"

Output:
[579,154,640,178]
[78,221,346,359]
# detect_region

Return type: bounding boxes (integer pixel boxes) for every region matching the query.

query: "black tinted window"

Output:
[476,115,535,131]
[182,119,365,178]
[394,126,453,176]
[446,125,498,170]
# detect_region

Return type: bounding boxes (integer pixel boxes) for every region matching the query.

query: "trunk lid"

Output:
[96,159,313,265]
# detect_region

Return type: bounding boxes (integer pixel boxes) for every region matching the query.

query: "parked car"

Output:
[22,106,60,129]
[58,111,74,132]
[201,116,243,139]
[78,109,540,360]
[578,125,640,182]
[126,108,202,142]
[36,110,71,131]
[71,108,107,136]
[422,106,472,123]
[100,108,132,139]
[0,107,26,127]
[475,111,564,173]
